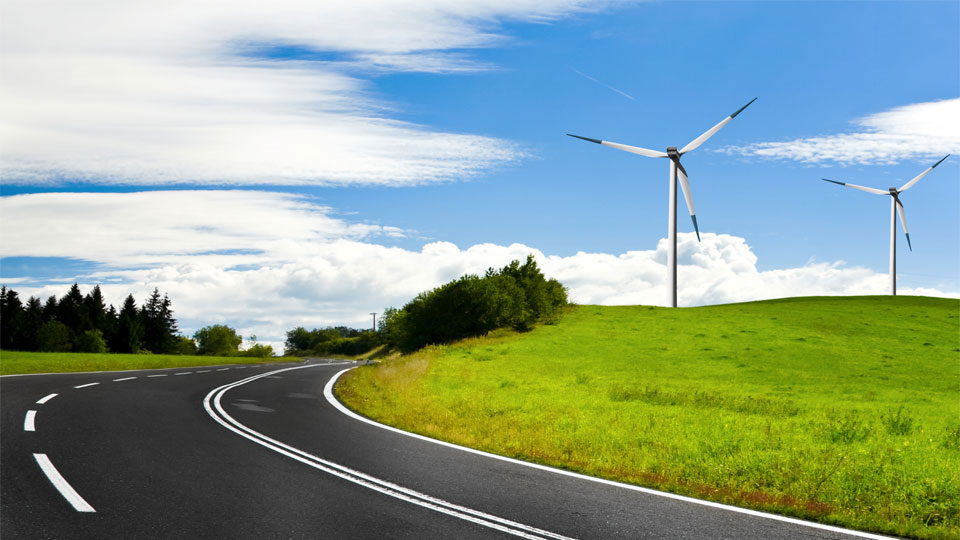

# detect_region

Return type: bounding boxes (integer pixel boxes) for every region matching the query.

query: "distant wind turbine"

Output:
[823,154,950,295]
[567,98,756,308]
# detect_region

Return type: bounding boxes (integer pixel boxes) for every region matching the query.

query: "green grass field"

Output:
[337,296,960,539]
[0,350,298,375]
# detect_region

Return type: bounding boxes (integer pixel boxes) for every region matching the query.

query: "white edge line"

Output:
[113,377,137,382]
[36,393,58,404]
[324,367,897,540]
[73,382,99,389]
[203,365,567,540]
[24,410,37,431]
[33,453,96,512]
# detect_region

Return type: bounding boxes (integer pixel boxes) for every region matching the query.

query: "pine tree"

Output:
[102,304,119,352]
[139,288,179,354]
[1,287,25,349]
[42,295,58,322]
[84,285,108,336]
[58,283,89,339]
[22,297,44,351]
[114,295,143,354]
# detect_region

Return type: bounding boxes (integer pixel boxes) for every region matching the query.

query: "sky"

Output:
[1,0,958,351]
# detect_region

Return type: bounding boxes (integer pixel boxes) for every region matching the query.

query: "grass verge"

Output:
[0,350,299,375]
[337,296,960,540]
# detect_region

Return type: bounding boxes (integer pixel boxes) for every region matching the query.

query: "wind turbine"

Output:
[567,98,756,308]
[823,154,950,295]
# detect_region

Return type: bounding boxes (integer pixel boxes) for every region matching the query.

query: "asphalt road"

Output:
[1,360,894,539]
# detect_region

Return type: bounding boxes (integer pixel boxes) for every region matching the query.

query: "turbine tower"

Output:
[568,98,756,307]
[823,154,950,295]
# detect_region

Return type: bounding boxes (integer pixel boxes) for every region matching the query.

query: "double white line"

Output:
[203,365,573,540]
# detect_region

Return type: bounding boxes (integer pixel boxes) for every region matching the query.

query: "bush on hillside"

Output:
[385,255,567,352]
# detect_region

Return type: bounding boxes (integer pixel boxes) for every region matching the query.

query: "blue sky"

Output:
[1,1,958,348]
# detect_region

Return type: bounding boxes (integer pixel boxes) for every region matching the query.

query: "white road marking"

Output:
[325,367,894,540]
[33,454,96,512]
[73,382,99,389]
[234,366,248,369]
[204,365,566,540]
[24,410,37,431]
[36,393,58,404]
[113,377,137,382]
[216,368,230,371]
[196,370,210,373]
[174,372,192,376]
[147,374,168,378]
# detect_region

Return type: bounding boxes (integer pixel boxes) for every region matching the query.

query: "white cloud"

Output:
[2,190,955,352]
[0,0,606,185]
[720,98,960,165]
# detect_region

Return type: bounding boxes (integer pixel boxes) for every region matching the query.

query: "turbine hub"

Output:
[889,188,898,194]
[666,146,680,158]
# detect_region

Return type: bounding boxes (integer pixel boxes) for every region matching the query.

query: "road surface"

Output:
[1,360,893,539]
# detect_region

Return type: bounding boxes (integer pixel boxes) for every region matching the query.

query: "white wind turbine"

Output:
[568,98,756,307]
[823,154,950,295]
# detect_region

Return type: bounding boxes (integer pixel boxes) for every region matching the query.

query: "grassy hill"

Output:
[337,296,959,540]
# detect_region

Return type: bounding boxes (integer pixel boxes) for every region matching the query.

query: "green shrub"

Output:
[37,320,71,352]
[194,324,242,356]
[240,343,274,357]
[74,329,107,353]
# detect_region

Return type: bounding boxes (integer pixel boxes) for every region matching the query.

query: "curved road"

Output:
[1,360,892,539]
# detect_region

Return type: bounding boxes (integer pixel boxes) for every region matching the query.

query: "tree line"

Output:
[284,325,380,357]
[0,284,272,357]
[285,255,568,356]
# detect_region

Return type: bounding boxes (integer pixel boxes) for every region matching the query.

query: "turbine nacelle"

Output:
[666,147,681,159]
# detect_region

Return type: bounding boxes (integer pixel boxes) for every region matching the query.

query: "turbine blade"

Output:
[566,134,667,158]
[676,161,700,241]
[895,198,911,251]
[898,154,950,192]
[679,97,757,155]
[821,178,888,195]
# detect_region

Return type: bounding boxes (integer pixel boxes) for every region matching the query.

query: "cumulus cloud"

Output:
[2,190,955,352]
[0,0,606,185]
[720,98,960,165]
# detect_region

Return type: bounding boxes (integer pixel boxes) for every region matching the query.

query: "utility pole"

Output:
[370,312,377,332]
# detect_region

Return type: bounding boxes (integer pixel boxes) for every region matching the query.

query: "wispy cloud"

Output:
[719,98,960,165]
[3,191,955,351]
[572,68,635,100]
[0,1,605,186]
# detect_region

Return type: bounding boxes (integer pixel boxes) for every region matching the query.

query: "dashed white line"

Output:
[24,410,37,431]
[174,372,192,376]
[216,368,230,371]
[73,382,99,389]
[36,393,58,404]
[196,370,211,373]
[113,376,137,382]
[147,374,168,378]
[33,454,96,512]
[234,366,248,369]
